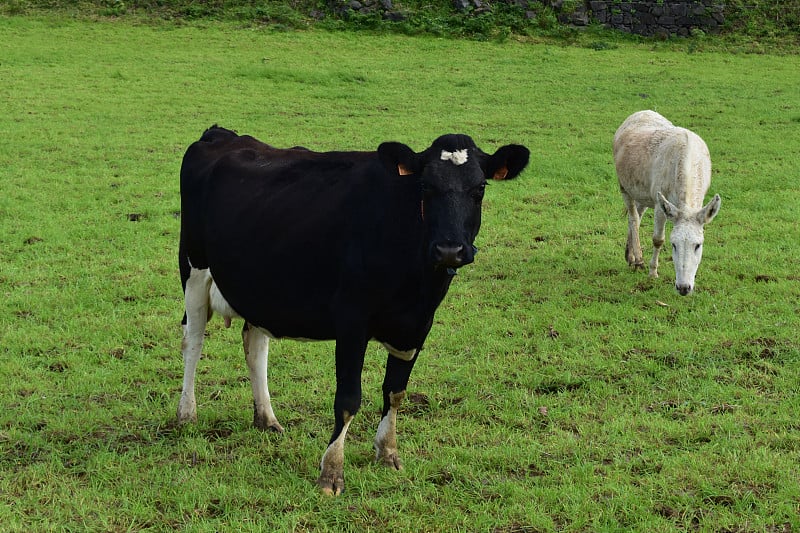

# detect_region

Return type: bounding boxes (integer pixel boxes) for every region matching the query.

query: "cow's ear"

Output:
[657,192,679,221]
[483,144,530,181]
[378,142,420,176]
[698,194,721,224]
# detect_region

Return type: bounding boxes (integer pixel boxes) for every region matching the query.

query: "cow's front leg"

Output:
[622,194,645,269]
[374,352,418,469]
[177,268,212,424]
[318,411,354,496]
[374,391,404,469]
[318,332,368,496]
[650,206,667,278]
[242,323,283,432]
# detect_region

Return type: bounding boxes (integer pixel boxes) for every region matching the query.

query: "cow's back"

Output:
[180,127,283,268]
[613,110,710,208]
[180,128,427,340]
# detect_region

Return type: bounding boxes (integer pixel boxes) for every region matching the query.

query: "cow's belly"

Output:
[202,267,337,340]
[203,266,430,356]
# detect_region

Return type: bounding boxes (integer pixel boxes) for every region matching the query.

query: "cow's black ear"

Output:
[378,142,419,176]
[483,144,530,181]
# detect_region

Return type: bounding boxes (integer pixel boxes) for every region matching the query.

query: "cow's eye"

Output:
[472,182,487,201]
[694,244,701,253]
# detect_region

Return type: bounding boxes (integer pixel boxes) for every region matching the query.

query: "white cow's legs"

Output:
[622,193,645,269]
[242,324,283,432]
[650,206,667,278]
[177,268,212,424]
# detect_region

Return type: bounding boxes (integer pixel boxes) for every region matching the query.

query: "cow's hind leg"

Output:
[374,352,418,470]
[622,192,645,269]
[242,323,283,432]
[177,268,212,424]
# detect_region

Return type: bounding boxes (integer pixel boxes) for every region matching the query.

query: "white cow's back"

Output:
[613,110,711,210]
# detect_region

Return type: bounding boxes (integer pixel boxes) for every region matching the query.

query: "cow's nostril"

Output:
[676,284,692,296]
[434,244,465,267]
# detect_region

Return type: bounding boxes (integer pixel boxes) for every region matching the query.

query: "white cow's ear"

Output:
[378,141,419,176]
[698,194,721,224]
[657,192,679,220]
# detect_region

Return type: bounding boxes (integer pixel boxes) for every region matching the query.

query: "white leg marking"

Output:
[381,342,417,362]
[177,268,212,424]
[243,324,283,432]
[318,413,354,496]
[374,391,405,470]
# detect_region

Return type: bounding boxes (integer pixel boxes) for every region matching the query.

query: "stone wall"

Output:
[562,1,726,37]
[326,0,727,37]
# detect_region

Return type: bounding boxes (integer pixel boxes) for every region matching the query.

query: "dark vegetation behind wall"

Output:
[3,0,799,42]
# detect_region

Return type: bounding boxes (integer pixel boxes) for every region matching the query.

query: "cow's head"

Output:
[657,192,721,295]
[379,134,529,270]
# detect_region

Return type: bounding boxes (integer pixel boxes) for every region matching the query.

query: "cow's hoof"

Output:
[176,408,197,425]
[256,421,284,433]
[317,474,345,496]
[377,451,403,470]
[254,415,284,433]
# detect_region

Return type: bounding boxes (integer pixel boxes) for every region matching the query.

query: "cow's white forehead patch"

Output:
[440,149,468,166]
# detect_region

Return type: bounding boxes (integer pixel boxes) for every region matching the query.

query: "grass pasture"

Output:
[1,15,799,532]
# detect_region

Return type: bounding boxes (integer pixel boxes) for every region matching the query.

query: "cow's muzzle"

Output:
[675,283,693,296]
[432,242,474,268]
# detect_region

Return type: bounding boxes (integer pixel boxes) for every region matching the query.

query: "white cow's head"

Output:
[657,192,721,295]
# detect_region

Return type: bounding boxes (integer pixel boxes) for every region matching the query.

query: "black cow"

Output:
[177,126,529,495]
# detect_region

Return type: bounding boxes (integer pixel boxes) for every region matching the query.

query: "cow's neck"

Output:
[421,265,456,312]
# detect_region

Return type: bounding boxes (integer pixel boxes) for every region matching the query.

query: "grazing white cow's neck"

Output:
[440,149,468,165]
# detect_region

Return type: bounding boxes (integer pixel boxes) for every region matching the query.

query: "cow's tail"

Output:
[178,228,191,326]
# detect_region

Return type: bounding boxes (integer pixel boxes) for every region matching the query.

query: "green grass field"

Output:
[1,15,799,532]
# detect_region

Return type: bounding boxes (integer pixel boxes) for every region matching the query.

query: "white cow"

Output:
[613,110,721,295]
